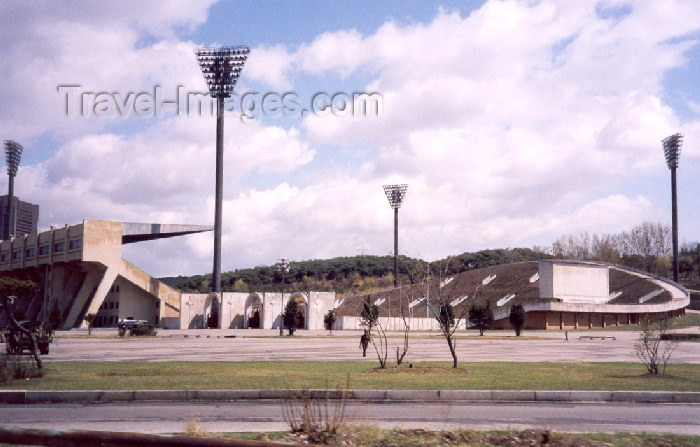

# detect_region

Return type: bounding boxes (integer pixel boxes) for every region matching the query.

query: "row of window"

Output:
[0,239,83,262]
[97,315,118,326]
[100,300,119,310]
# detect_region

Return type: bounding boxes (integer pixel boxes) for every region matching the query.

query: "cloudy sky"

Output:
[1,0,699,276]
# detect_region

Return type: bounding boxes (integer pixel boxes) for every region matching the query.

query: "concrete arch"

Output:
[287,292,309,330]
[203,292,219,329]
[244,293,263,329]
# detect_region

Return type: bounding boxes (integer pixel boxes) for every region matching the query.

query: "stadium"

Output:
[0,220,690,331]
[334,260,690,331]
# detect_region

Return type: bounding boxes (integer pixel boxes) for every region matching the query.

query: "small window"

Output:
[53,242,65,253]
[12,251,21,260]
[25,248,35,258]
[69,239,82,250]
[0,253,8,262]
[39,245,49,256]
[116,301,119,309]
[109,302,114,309]
[115,285,120,293]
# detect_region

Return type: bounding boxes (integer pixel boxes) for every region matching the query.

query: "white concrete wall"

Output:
[540,261,609,303]
[118,277,159,325]
[180,293,207,329]
[179,291,336,330]
[336,316,455,331]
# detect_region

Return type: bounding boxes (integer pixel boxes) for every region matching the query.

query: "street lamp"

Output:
[277,258,290,336]
[662,133,683,283]
[382,184,408,288]
[194,46,250,296]
[3,140,23,241]
[186,298,193,329]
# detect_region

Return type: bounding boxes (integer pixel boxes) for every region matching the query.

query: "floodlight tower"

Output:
[383,184,408,288]
[662,133,683,283]
[195,46,250,295]
[3,140,23,241]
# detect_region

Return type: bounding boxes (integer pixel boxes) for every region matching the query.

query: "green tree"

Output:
[469,302,494,336]
[0,277,42,369]
[232,279,248,292]
[323,309,337,335]
[509,304,526,336]
[282,298,299,336]
[359,295,378,331]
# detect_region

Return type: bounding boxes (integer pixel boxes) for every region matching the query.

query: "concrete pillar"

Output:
[602,313,606,328]
[574,312,578,329]
[588,313,592,329]
[559,312,563,330]
[615,314,619,326]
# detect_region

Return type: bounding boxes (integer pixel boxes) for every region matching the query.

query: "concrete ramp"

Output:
[121,223,213,244]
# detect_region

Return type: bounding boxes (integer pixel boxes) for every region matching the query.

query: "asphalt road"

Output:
[43,328,700,363]
[1,401,698,435]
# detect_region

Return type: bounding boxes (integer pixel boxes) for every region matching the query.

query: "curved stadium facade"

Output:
[334,260,690,331]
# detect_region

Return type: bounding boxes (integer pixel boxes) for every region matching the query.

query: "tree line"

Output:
[548,221,699,281]
[160,248,549,295]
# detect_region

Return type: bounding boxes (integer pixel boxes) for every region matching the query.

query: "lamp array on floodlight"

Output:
[661,132,684,283]
[4,140,23,177]
[194,45,250,297]
[662,133,683,169]
[195,46,250,98]
[383,184,408,209]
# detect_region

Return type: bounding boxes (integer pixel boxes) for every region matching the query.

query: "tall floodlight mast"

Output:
[662,133,683,283]
[195,46,250,301]
[383,184,408,288]
[3,140,23,241]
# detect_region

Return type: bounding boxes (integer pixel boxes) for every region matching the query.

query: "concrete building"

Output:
[179,291,336,331]
[334,260,690,331]
[2,220,686,332]
[0,195,39,239]
[0,220,211,329]
[0,219,338,331]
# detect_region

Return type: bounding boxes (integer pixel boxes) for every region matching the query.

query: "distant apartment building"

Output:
[0,195,39,239]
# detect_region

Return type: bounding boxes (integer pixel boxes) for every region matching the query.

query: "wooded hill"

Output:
[160,248,550,296]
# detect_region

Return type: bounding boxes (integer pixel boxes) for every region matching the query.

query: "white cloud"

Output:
[3,0,700,276]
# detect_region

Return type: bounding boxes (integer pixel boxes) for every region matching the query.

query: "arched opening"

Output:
[203,293,219,329]
[288,292,308,330]
[245,293,262,329]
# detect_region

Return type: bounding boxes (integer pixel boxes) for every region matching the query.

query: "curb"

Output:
[1,389,699,405]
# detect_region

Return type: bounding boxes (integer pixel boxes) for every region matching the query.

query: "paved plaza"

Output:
[44,328,700,363]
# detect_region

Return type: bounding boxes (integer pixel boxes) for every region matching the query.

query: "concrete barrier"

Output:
[491,391,537,401]
[189,390,262,401]
[611,391,675,402]
[439,390,493,401]
[350,390,386,400]
[535,391,611,402]
[97,391,136,402]
[672,392,700,403]
[0,390,25,404]
[1,389,697,404]
[133,390,188,402]
[385,390,439,401]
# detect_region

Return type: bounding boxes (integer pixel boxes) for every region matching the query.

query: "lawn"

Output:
[219,428,700,447]
[2,361,699,391]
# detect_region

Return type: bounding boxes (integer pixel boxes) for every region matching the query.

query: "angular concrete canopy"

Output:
[121,223,213,244]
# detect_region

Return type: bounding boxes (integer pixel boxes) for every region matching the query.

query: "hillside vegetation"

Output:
[160,248,549,296]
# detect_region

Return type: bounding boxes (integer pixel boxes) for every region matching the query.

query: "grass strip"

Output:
[197,428,700,447]
[2,361,699,391]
